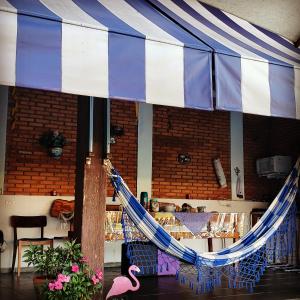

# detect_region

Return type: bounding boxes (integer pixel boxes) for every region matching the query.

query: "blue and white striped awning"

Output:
[0,0,213,110]
[149,0,300,119]
[1,0,299,118]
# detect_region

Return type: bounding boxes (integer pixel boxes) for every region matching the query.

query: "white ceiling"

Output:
[201,0,300,43]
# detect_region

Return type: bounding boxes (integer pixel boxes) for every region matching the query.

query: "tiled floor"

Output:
[1,267,300,299]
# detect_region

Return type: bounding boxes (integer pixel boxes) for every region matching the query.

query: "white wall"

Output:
[230,112,245,200]
[137,103,153,199]
[0,196,73,271]
[181,238,233,253]
[0,195,125,271]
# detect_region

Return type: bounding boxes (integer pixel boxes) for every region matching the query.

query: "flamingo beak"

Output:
[135,266,141,273]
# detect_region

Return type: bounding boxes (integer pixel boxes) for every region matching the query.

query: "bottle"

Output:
[140,192,148,209]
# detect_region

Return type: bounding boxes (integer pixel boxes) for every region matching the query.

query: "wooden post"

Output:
[73,96,107,294]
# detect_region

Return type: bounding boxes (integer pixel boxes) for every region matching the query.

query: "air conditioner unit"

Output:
[256,156,292,179]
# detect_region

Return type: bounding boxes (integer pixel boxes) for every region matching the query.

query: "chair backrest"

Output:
[10,216,47,239]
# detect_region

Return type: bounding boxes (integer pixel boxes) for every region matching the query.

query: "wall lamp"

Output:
[178,153,191,164]
[110,125,124,144]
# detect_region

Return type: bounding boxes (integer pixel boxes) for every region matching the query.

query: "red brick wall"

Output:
[6,88,299,201]
[4,90,138,196]
[152,106,231,199]
[4,87,77,195]
[244,114,300,201]
[107,100,138,196]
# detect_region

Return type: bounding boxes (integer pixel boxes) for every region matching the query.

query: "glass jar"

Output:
[150,199,159,212]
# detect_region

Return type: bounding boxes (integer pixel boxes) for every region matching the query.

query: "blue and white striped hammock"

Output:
[106,159,299,292]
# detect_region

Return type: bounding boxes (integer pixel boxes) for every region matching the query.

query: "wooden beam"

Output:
[73,96,107,297]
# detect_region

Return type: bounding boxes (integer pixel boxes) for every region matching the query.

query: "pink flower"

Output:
[54,280,63,290]
[91,275,100,285]
[48,282,55,291]
[95,269,103,280]
[71,264,79,273]
[57,274,70,283]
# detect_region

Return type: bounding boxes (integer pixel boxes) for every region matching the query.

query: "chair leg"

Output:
[11,241,17,273]
[17,243,22,277]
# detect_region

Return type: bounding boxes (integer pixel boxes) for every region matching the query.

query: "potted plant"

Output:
[23,241,103,300]
[39,130,67,159]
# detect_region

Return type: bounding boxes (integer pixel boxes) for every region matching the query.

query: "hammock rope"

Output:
[104,158,299,293]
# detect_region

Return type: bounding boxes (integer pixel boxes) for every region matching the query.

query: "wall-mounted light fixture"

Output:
[110,125,124,144]
[39,130,67,159]
[178,153,191,164]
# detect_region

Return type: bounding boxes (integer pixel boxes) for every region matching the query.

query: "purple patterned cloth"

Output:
[157,250,179,276]
[174,212,212,235]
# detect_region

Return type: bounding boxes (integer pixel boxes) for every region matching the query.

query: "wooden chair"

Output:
[10,215,53,276]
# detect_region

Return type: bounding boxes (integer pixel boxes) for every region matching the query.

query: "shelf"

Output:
[105,211,247,241]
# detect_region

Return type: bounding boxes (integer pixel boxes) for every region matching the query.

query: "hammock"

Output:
[105,159,299,293]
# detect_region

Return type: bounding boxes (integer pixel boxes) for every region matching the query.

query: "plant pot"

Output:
[49,147,63,159]
[33,275,49,300]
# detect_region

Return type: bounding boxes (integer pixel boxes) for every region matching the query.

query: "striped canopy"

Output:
[1,0,299,118]
[0,0,212,110]
[150,0,300,119]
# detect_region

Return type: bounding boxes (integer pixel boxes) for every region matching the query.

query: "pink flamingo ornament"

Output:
[106,265,141,299]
